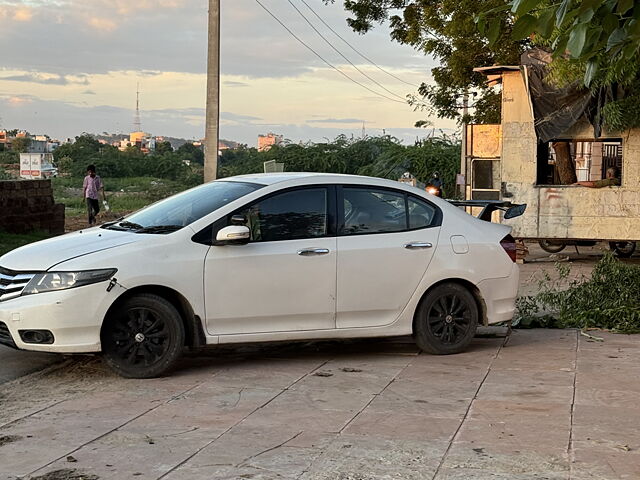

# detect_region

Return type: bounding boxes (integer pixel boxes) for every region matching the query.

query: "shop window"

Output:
[536,139,623,186]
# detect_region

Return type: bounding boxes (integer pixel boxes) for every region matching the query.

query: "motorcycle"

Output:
[426,172,443,197]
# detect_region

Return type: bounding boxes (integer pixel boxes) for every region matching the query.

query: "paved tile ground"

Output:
[1,328,639,480]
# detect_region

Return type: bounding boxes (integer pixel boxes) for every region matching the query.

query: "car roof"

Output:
[222,172,410,187]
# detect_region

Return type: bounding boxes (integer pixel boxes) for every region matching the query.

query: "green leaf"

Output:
[537,8,556,38]
[487,17,501,45]
[555,0,572,27]
[603,13,619,33]
[616,0,633,14]
[607,27,627,51]
[476,15,486,36]
[552,34,569,57]
[512,14,538,40]
[584,59,598,86]
[512,0,542,16]
[582,27,603,56]
[567,23,588,57]
[578,8,594,23]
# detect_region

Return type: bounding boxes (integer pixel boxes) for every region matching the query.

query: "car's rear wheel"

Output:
[102,294,185,378]
[414,283,478,355]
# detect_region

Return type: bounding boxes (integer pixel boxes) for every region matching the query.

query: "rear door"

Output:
[336,186,441,329]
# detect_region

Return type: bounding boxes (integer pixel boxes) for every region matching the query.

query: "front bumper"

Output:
[477,263,520,325]
[0,281,124,353]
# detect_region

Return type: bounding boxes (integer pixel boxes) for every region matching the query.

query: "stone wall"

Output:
[0,180,65,234]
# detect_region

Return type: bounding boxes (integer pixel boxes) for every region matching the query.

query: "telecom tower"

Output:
[133,83,142,132]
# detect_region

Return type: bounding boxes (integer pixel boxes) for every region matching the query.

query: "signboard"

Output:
[19,153,56,180]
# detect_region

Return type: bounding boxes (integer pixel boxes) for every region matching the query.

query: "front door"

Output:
[336,187,441,328]
[204,187,337,335]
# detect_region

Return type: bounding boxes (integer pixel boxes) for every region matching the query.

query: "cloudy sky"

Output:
[0,0,454,146]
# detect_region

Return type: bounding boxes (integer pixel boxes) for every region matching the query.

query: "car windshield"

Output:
[102,181,264,233]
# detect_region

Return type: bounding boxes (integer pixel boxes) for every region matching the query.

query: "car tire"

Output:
[414,283,479,355]
[609,241,636,258]
[538,239,566,253]
[101,293,185,378]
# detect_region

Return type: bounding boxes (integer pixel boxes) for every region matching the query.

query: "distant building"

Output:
[0,131,59,153]
[117,131,155,153]
[258,133,283,152]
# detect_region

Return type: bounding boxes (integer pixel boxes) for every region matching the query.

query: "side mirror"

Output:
[504,203,527,219]
[215,225,250,245]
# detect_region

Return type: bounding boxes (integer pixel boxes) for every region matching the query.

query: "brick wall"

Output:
[0,180,65,234]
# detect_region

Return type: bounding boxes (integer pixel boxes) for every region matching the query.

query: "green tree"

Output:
[497,0,640,86]
[327,0,527,124]
[176,142,205,165]
[154,141,174,155]
[0,151,18,165]
[11,137,31,153]
[477,0,640,131]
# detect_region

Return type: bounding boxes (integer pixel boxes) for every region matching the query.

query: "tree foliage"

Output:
[494,0,640,86]
[476,0,640,131]
[219,135,461,196]
[11,137,31,153]
[52,134,201,184]
[328,0,528,124]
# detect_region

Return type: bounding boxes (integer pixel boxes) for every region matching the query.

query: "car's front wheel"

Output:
[414,283,479,355]
[102,294,185,378]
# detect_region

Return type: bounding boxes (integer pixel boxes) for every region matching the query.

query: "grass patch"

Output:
[516,252,640,333]
[52,176,194,217]
[0,232,52,257]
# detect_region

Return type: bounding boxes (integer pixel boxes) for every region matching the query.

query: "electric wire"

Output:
[299,0,419,88]
[253,0,406,104]
[287,0,407,101]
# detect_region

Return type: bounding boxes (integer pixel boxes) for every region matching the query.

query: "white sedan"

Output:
[0,173,519,378]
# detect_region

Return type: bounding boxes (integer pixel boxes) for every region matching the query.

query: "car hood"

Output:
[0,228,142,271]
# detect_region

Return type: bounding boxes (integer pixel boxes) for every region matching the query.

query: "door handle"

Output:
[404,242,433,249]
[297,248,330,256]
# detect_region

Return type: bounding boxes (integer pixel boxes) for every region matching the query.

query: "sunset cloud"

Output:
[88,16,117,32]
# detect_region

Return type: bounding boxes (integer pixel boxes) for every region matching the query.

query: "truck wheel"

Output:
[538,239,566,253]
[609,241,636,258]
[414,283,478,355]
[102,294,185,378]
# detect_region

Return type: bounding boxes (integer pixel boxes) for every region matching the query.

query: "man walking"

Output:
[83,164,104,226]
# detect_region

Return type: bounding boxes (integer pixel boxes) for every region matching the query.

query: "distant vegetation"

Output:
[53,134,204,185]
[219,134,461,195]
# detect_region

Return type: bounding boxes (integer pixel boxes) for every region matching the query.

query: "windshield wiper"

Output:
[117,221,145,230]
[135,225,183,234]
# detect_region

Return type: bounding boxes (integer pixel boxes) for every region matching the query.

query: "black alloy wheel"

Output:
[414,283,478,355]
[609,241,636,258]
[538,239,566,254]
[102,294,185,378]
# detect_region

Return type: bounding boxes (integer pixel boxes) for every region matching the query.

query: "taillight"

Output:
[500,234,517,262]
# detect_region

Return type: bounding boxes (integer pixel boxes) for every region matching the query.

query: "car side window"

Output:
[341,188,407,235]
[236,188,328,242]
[408,196,436,229]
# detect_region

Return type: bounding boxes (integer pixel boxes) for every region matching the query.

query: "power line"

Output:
[286,0,407,101]
[253,0,406,104]
[299,0,419,88]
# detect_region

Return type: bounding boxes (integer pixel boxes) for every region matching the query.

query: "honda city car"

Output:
[0,173,519,378]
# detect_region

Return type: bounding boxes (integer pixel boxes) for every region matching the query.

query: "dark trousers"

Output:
[87,198,100,225]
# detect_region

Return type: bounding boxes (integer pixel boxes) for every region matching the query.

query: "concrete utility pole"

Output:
[460,90,469,199]
[204,0,220,182]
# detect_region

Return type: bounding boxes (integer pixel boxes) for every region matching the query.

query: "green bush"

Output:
[516,253,640,333]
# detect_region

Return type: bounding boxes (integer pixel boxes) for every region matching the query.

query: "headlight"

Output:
[427,187,438,195]
[22,269,117,295]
